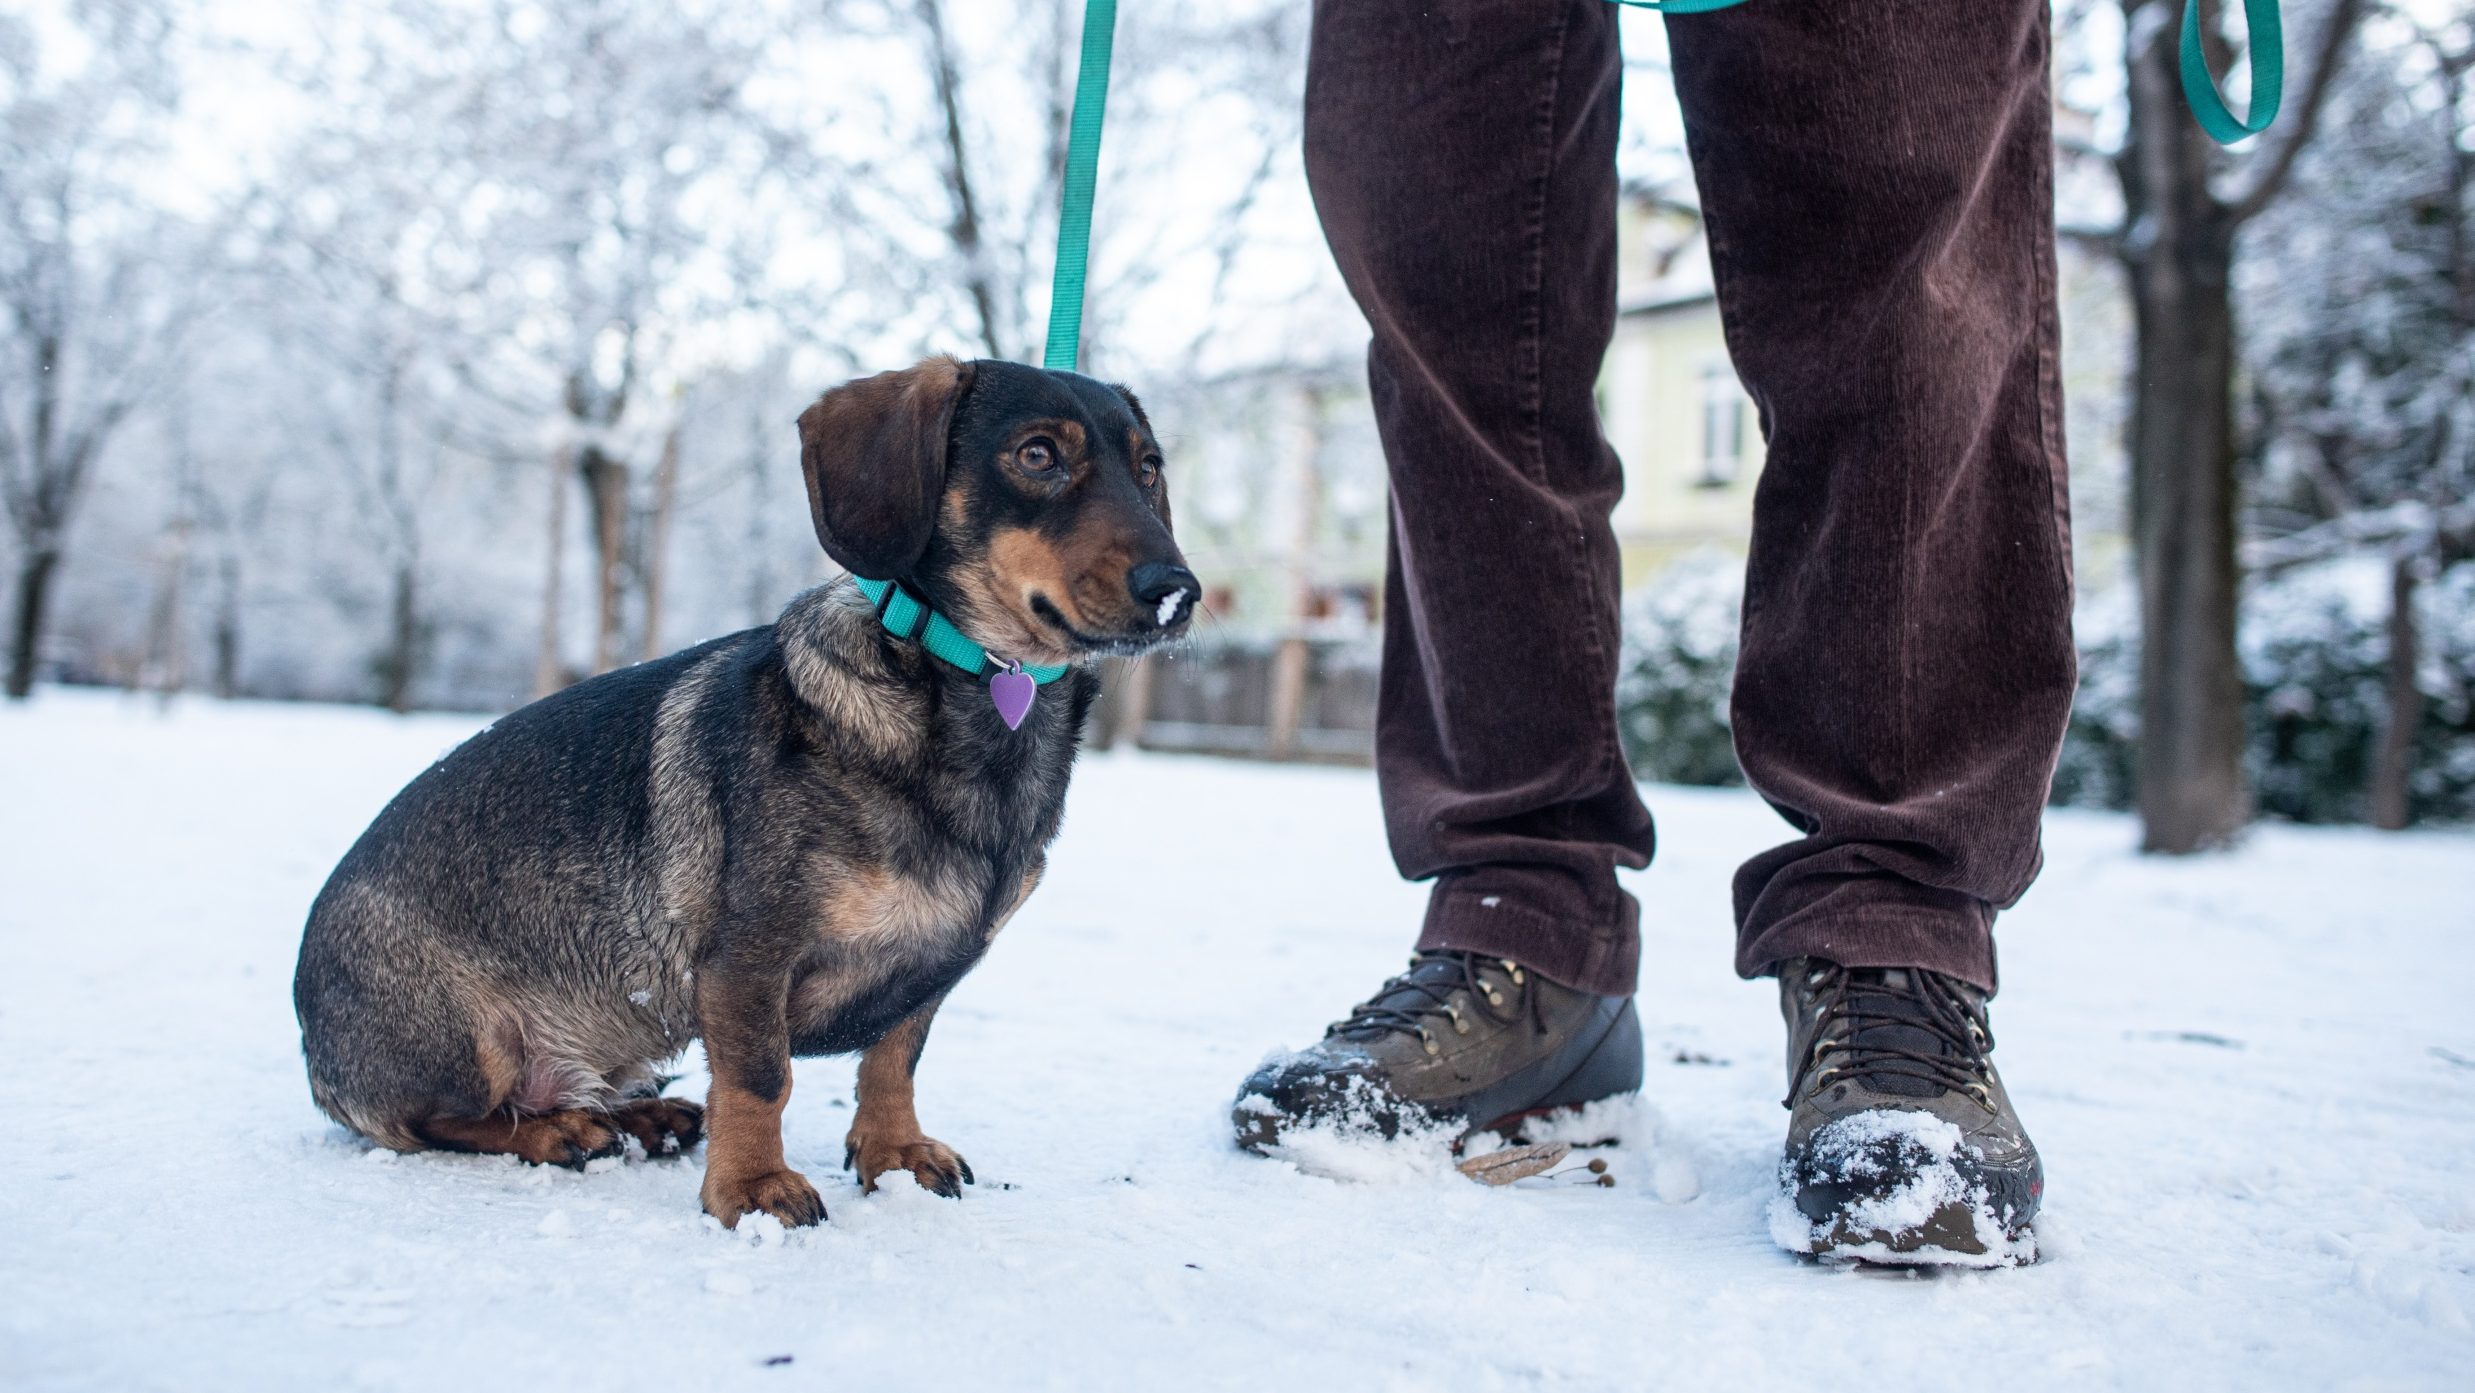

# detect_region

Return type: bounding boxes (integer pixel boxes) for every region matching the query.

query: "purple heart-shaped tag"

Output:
[989,667,1036,730]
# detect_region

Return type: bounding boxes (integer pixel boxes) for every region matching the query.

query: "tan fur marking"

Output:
[777,584,929,754]
[852,1015,926,1149]
[472,1020,523,1108]
[1057,518,1141,631]
[695,960,823,1228]
[417,1108,622,1168]
[699,1078,824,1228]
[646,647,730,974]
[822,863,983,954]
[844,1005,971,1196]
[987,525,1087,637]
[701,1079,788,1185]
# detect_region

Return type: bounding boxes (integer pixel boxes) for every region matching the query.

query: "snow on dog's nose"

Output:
[1128,561,1198,629]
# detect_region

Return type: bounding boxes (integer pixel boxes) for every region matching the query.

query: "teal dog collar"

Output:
[853,577,1071,687]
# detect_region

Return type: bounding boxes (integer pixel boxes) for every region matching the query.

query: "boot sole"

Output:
[1793,1201,2040,1267]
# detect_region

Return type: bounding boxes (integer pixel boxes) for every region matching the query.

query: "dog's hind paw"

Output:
[611,1097,704,1158]
[417,1108,626,1170]
[845,1132,974,1198]
[703,1167,826,1229]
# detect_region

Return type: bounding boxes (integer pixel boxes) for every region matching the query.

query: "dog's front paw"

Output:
[702,1167,826,1229]
[845,1132,974,1198]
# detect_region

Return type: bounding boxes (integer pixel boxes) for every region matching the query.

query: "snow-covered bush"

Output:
[1621,550,2475,824]
[2247,560,2475,824]
[1614,550,1745,786]
[2049,587,2139,811]
[2242,560,2399,822]
[2058,559,2475,824]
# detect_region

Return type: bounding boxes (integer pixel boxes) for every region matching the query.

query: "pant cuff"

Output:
[1416,871,1640,998]
[1737,900,1998,994]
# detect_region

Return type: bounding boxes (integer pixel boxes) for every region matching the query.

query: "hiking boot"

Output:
[1232,950,1642,1152]
[1774,957,2042,1265]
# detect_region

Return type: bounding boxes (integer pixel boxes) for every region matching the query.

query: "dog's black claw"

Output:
[958,1157,975,1186]
[842,1145,857,1172]
[928,1170,961,1199]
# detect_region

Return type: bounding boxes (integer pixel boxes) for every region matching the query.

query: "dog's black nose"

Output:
[1128,561,1199,628]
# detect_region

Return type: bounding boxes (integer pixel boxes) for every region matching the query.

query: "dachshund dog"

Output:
[292,357,1197,1228]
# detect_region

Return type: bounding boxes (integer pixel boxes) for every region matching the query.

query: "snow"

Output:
[5,687,2474,1389]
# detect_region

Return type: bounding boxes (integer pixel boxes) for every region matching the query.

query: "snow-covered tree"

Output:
[0,1,231,698]
[2057,0,2371,852]
[2242,8,2475,826]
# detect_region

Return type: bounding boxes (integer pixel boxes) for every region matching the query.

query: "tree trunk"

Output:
[212,553,241,700]
[2121,0,2251,852]
[534,445,571,699]
[639,426,681,664]
[2369,555,2422,830]
[2126,239,2249,851]
[581,444,630,676]
[139,515,193,700]
[378,562,418,714]
[1267,383,1327,762]
[6,547,61,700]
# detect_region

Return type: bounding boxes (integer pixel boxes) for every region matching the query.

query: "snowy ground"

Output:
[3,688,2472,1391]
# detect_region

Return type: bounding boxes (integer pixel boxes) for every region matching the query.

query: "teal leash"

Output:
[856,1,1113,723]
[1044,0,1117,372]
[1610,0,2284,145]
[2179,0,2282,144]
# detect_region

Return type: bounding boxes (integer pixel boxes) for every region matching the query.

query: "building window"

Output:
[1697,362,1744,488]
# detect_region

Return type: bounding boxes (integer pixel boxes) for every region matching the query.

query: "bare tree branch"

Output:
[917,0,1007,360]
[2059,222,2126,254]
[2230,0,2372,224]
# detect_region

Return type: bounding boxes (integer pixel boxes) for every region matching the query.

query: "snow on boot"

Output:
[1772,958,2042,1266]
[1232,951,1642,1154]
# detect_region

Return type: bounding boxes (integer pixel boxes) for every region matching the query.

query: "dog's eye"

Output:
[1017,437,1060,473]
[1139,454,1163,487]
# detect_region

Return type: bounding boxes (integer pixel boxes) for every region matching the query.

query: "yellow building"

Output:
[1597,187,2129,596]
[1600,193,1765,590]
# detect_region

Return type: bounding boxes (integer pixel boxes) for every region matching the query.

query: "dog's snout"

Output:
[1128,561,1199,628]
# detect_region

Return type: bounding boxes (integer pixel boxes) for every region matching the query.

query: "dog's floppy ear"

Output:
[797,355,975,579]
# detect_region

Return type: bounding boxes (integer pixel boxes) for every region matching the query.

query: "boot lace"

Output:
[1329,951,1543,1055]
[1790,962,1997,1110]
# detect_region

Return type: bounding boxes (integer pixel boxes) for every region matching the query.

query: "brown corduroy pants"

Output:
[1306,0,2077,996]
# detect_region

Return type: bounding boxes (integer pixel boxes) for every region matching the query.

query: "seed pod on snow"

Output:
[1456,1141,1572,1186]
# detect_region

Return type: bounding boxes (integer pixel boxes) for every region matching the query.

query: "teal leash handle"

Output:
[1044,0,1118,373]
[1610,0,2281,146]
[2179,0,2282,143]
[1607,0,1753,11]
